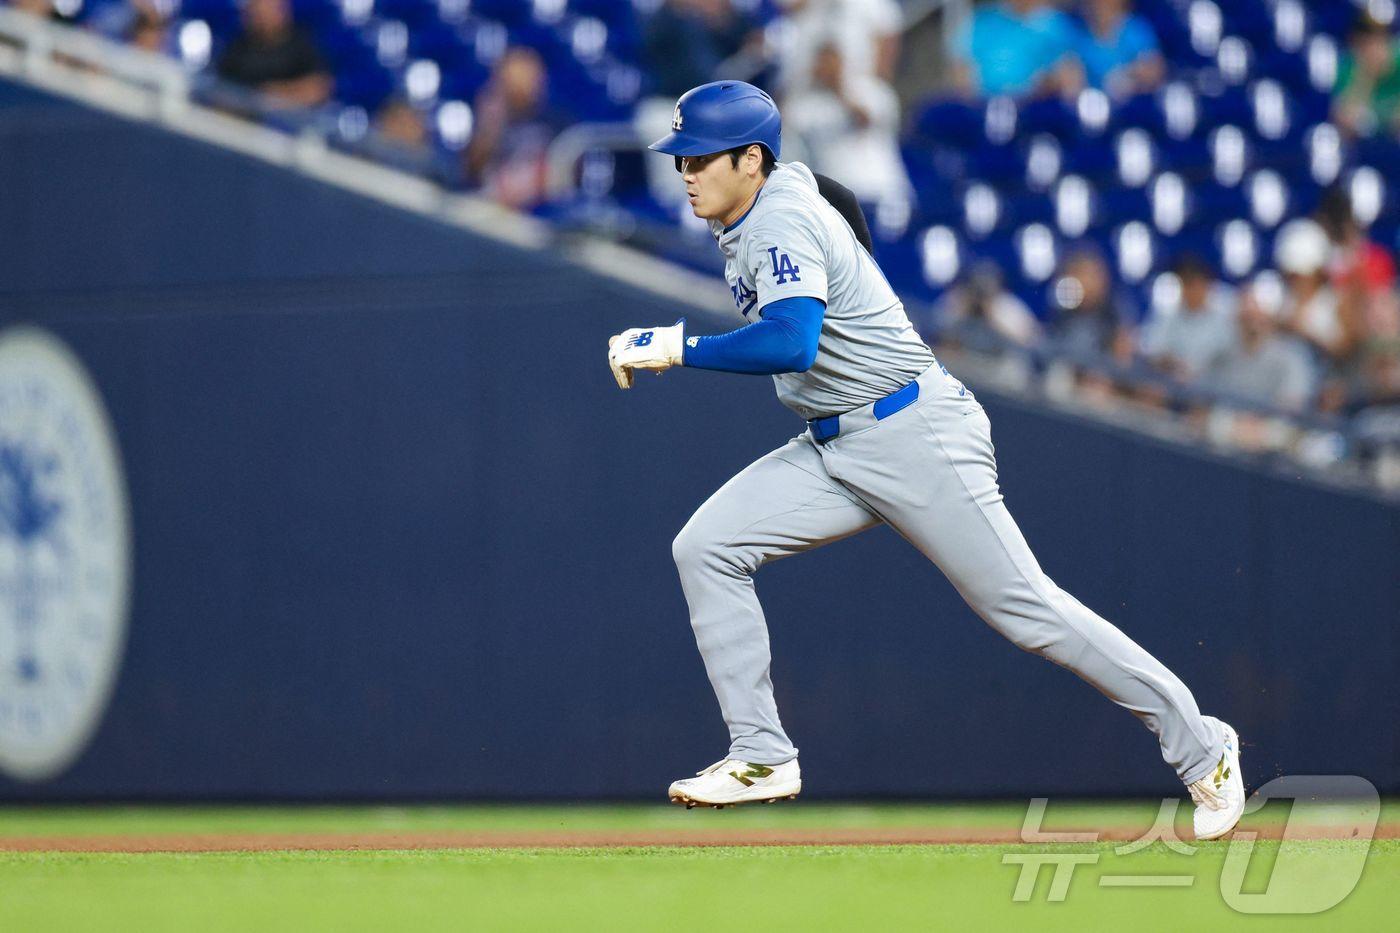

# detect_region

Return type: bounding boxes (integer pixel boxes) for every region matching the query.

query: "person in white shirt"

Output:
[1275,218,1358,365]
[779,0,903,95]
[1207,283,1318,414]
[783,41,911,206]
[1138,254,1237,381]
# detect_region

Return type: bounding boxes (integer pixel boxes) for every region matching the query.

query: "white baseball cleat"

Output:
[668,758,802,809]
[1188,722,1245,840]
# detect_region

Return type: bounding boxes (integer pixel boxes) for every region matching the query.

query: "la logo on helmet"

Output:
[671,104,683,132]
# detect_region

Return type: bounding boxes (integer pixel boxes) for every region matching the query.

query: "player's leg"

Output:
[672,435,880,766]
[819,379,1225,786]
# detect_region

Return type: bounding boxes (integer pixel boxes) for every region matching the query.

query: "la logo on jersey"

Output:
[730,278,757,317]
[671,104,683,131]
[767,247,801,284]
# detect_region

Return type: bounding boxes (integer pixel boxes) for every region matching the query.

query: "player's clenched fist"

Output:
[607,320,685,389]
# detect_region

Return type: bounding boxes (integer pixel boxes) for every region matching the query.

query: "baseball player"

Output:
[607,81,1244,839]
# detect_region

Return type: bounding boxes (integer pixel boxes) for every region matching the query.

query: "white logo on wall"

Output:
[0,326,131,782]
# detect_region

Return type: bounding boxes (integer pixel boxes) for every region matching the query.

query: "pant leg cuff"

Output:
[1179,721,1226,785]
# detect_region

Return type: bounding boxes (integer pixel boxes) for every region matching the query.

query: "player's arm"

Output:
[605,298,824,388]
[608,215,829,388]
[683,297,825,374]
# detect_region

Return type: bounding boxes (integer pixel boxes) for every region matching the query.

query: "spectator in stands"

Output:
[1138,254,1235,382]
[1043,246,1136,402]
[216,0,332,109]
[934,261,1042,354]
[375,97,428,150]
[88,0,174,54]
[783,41,910,205]
[1047,245,1136,362]
[1318,185,1396,304]
[779,0,903,94]
[1070,0,1163,98]
[1336,311,1400,414]
[1315,187,1400,413]
[125,1,172,55]
[1204,282,1316,414]
[1275,217,1360,365]
[1334,11,1400,138]
[465,47,562,210]
[644,0,763,99]
[950,0,1079,98]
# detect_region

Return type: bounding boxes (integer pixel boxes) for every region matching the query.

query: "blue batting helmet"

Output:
[648,81,781,168]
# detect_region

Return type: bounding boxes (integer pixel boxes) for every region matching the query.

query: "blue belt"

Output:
[807,378,921,444]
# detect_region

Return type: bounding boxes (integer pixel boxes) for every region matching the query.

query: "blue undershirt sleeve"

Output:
[681,296,826,374]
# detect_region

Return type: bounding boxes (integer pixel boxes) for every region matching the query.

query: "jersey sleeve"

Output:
[745,212,830,311]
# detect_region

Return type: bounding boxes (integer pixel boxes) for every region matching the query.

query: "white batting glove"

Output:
[607,320,685,390]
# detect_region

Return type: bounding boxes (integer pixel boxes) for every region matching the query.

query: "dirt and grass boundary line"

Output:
[1,823,1395,852]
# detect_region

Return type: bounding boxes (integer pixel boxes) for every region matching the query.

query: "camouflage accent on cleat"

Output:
[667,757,801,808]
[727,763,774,787]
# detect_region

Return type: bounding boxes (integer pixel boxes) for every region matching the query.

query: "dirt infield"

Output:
[2,823,1395,853]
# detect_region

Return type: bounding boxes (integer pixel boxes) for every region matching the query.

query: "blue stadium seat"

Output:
[1197,86,1252,128]
[471,0,532,28]
[181,0,242,39]
[1307,1,1356,40]
[376,0,439,26]
[1098,187,1152,229]
[913,99,985,151]
[966,141,1025,184]
[1018,96,1077,141]
[1061,134,1117,181]
[1219,0,1276,48]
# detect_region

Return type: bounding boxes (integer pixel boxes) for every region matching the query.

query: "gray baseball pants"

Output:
[671,365,1225,785]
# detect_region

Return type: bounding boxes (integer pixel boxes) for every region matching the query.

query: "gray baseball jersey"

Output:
[709,161,934,420]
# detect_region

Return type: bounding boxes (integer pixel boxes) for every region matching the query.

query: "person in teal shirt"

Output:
[952,0,1078,97]
[1071,0,1164,96]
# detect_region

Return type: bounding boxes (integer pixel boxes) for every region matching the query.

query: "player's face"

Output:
[680,151,748,222]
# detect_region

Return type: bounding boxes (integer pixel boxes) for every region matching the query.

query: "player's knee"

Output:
[672,522,741,577]
[671,524,710,575]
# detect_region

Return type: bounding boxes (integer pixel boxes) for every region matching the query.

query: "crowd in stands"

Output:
[935,196,1399,439]
[921,2,1400,471]
[6,0,1400,482]
[950,0,1165,99]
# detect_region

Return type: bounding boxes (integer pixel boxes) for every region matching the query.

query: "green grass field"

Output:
[0,801,1394,932]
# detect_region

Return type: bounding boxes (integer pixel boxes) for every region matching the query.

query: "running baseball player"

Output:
[607,81,1244,839]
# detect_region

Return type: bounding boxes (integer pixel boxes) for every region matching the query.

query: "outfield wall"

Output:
[1,79,1397,799]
